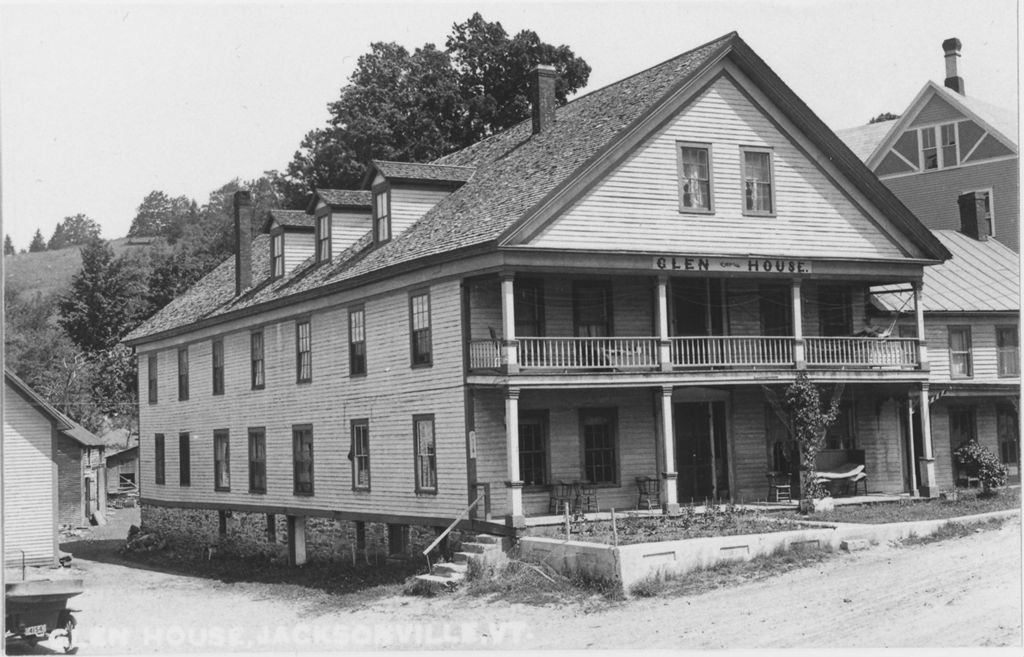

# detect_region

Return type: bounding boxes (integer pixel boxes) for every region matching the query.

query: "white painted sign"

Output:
[654,256,812,274]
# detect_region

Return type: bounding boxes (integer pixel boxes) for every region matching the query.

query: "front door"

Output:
[675,401,728,502]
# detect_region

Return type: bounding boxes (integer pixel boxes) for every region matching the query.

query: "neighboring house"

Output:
[837,39,1020,488]
[836,38,1018,252]
[106,445,140,494]
[124,32,952,563]
[3,371,105,567]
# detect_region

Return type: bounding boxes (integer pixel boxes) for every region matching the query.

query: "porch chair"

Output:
[549,481,576,515]
[850,471,868,495]
[766,470,792,503]
[576,481,598,513]
[636,476,661,510]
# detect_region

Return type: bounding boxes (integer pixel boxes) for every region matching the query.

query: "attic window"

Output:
[741,148,774,215]
[919,123,959,170]
[374,189,391,244]
[676,142,713,212]
[316,214,331,262]
[271,233,284,278]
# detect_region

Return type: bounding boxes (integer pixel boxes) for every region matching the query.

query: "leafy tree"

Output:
[869,112,900,124]
[48,213,102,250]
[764,373,844,506]
[4,234,14,255]
[127,191,199,243]
[58,238,148,353]
[28,229,46,252]
[281,13,590,205]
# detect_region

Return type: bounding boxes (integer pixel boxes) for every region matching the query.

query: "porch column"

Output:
[287,515,307,566]
[505,387,525,526]
[656,276,672,371]
[913,281,929,370]
[791,279,805,370]
[660,386,680,513]
[917,384,938,497]
[501,275,519,374]
[905,400,918,497]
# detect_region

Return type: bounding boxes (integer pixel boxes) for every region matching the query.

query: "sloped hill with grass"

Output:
[4,237,151,297]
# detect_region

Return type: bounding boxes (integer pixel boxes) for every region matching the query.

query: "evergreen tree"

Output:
[3,234,14,255]
[28,229,46,252]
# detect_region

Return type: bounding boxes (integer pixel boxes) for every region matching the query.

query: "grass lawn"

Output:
[528,505,802,546]
[805,487,1020,524]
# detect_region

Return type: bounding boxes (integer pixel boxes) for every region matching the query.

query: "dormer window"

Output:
[316,214,331,262]
[919,123,959,170]
[374,189,391,244]
[271,233,284,278]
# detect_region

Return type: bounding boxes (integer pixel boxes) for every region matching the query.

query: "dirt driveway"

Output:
[36,515,1024,651]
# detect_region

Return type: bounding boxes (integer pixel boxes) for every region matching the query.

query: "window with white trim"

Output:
[271,233,284,278]
[374,189,391,244]
[919,123,959,170]
[351,419,370,491]
[948,326,973,378]
[414,414,437,493]
[742,148,774,214]
[997,326,1019,377]
[677,143,712,212]
[316,214,331,262]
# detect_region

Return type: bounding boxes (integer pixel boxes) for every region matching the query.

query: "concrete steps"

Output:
[411,533,508,593]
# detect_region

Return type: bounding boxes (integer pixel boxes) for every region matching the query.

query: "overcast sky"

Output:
[1,0,1017,250]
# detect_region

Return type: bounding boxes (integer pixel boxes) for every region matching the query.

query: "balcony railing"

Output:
[805,337,918,369]
[671,336,793,368]
[467,336,920,372]
[519,337,659,370]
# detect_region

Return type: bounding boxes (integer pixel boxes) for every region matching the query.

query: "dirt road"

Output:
[51,516,1023,651]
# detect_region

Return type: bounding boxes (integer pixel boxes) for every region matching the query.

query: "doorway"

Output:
[675,401,728,502]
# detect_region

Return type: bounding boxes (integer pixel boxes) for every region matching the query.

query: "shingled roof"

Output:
[265,209,314,231]
[316,189,373,208]
[367,161,476,185]
[125,31,949,345]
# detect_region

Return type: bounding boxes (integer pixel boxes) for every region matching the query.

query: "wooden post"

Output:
[564,502,570,540]
[906,399,918,497]
[791,279,805,369]
[287,515,307,566]
[656,276,672,371]
[501,275,519,373]
[913,281,929,370]
[266,513,276,543]
[505,387,524,525]
[611,508,618,546]
[660,386,679,513]
[917,384,937,497]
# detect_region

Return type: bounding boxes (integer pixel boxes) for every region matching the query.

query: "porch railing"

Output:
[805,337,918,368]
[671,336,793,368]
[468,339,502,370]
[519,337,659,370]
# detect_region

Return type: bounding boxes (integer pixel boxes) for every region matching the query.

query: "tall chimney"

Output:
[943,38,965,95]
[531,64,557,135]
[234,190,253,295]
[957,191,989,240]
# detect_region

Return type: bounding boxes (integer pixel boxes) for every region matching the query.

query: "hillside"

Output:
[4,237,152,298]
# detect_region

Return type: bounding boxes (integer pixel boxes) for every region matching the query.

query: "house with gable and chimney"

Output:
[837,38,1020,489]
[125,32,952,564]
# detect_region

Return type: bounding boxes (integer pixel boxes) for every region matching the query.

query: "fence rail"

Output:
[468,339,502,370]
[805,337,918,368]
[671,336,793,368]
[518,337,659,370]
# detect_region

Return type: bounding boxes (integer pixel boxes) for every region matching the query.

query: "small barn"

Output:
[3,371,105,568]
[106,445,139,494]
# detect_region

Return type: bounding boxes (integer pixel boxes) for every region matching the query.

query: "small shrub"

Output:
[953,440,1008,491]
[630,575,669,598]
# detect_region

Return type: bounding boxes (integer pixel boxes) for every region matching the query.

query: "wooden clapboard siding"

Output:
[932,398,1008,491]
[468,277,502,340]
[908,95,965,127]
[471,389,509,514]
[880,158,1019,252]
[531,76,906,259]
[728,388,772,502]
[3,383,58,567]
[918,316,1015,383]
[284,231,314,274]
[331,209,371,255]
[722,280,829,336]
[391,186,451,238]
[855,398,906,493]
[138,278,469,521]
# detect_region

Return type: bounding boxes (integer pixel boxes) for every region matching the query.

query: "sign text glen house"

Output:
[654,255,813,274]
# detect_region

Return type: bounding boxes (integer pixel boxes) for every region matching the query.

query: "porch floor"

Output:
[522,493,908,527]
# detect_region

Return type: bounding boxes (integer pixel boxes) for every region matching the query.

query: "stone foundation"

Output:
[140,504,459,562]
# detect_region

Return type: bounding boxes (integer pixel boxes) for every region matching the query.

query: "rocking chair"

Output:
[636,476,661,510]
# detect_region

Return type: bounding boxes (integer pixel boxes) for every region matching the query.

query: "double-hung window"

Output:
[214,429,230,491]
[573,281,612,337]
[410,292,432,366]
[920,123,959,170]
[271,233,284,278]
[742,148,774,214]
[413,414,437,494]
[580,408,617,484]
[351,420,370,491]
[147,353,158,404]
[997,326,1019,377]
[316,214,331,262]
[154,433,165,485]
[212,339,224,396]
[250,330,265,389]
[349,307,366,376]
[519,411,549,487]
[296,319,312,382]
[177,347,189,401]
[293,425,314,495]
[374,189,391,244]
[677,143,712,212]
[248,427,266,494]
[948,327,973,378]
[179,432,191,486]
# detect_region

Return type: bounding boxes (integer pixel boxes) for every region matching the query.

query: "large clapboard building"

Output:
[125,32,952,561]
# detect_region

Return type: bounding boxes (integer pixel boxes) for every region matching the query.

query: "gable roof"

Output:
[262,209,313,233]
[125,31,950,346]
[871,230,1020,313]
[835,121,897,161]
[311,189,373,210]
[853,81,1018,169]
[364,161,476,187]
[4,370,105,447]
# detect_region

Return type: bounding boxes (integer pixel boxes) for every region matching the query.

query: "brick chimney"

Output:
[531,64,557,135]
[234,190,253,295]
[957,191,990,240]
[943,38,965,95]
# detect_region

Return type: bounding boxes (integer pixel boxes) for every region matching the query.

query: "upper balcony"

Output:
[464,273,928,380]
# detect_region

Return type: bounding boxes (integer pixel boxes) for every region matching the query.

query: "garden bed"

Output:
[801,488,1019,525]
[527,505,801,545]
